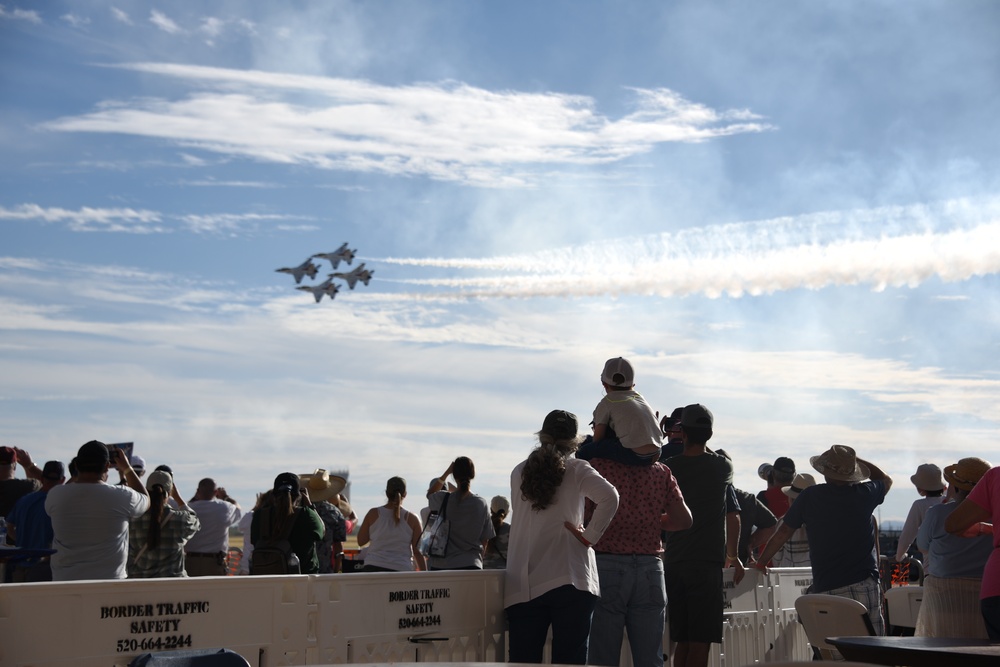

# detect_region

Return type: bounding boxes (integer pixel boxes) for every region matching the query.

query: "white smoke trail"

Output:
[368,198,1000,300]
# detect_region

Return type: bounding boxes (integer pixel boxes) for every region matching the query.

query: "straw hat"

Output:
[910,463,945,491]
[782,473,817,498]
[298,469,346,502]
[943,458,992,492]
[810,445,869,483]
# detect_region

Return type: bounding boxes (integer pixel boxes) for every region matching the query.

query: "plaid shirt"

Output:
[128,506,201,578]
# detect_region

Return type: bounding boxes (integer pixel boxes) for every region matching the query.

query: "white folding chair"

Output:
[884,585,923,633]
[794,593,875,660]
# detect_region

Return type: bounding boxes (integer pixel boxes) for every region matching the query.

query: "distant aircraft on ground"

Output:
[296,276,341,303]
[333,263,374,290]
[312,243,356,270]
[275,259,319,284]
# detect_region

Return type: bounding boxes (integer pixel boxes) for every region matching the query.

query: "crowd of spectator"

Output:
[3,354,999,666]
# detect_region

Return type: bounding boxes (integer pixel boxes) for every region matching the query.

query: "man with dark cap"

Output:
[661,404,741,667]
[756,456,796,520]
[6,461,66,581]
[45,441,149,581]
[1,446,44,525]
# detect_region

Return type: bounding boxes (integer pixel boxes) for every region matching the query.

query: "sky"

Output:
[3,1,1000,528]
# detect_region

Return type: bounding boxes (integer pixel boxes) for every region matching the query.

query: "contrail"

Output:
[368,198,1000,300]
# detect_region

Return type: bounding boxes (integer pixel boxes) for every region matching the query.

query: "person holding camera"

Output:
[46,440,149,581]
[250,472,325,574]
[184,477,242,576]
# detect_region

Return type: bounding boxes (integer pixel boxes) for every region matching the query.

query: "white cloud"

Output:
[42,62,772,187]
[0,5,41,23]
[0,204,166,233]
[110,7,132,25]
[179,212,314,234]
[149,9,181,34]
[61,13,90,28]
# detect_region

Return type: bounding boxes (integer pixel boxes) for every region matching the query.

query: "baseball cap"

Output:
[42,461,65,481]
[601,357,635,388]
[130,455,146,472]
[0,446,16,465]
[146,470,174,496]
[541,410,578,440]
[273,471,300,494]
[77,440,110,464]
[680,404,714,428]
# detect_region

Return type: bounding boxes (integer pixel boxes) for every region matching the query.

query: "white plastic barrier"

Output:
[1,568,813,666]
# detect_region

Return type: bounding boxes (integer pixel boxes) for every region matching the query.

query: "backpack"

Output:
[250,507,302,575]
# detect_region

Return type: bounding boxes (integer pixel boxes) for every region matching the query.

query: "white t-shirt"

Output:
[186,499,242,553]
[46,482,149,581]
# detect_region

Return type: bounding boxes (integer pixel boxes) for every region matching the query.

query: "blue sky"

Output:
[3,1,1000,525]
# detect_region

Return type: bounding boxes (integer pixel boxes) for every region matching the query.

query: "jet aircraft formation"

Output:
[275,242,374,303]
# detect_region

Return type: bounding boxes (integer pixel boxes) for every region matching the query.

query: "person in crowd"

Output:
[505,410,619,665]
[357,476,425,572]
[185,477,242,576]
[237,490,273,575]
[769,473,816,567]
[6,460,65,581]
[335,492,357,534]
[756,444,892,636]
[756,456,796,520]
[421,477,457,525]
[587,424,692,667]
[714,450,777,565]
[895,463,946,569]
[118,454,146,486]
[483,495,511,570]
[576,357,663,465]
[914,457,992,637]
[128,470,201,578]
[425,457,494,570]
[46,441,149,580]
[661,404,740,667]
[251,472,325,574]
[1,446,43,525]
[658,407,686,461]
[300,469,347,573]
[945,463,1000,640]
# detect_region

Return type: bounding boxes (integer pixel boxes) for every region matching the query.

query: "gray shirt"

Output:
[426,491,494,569]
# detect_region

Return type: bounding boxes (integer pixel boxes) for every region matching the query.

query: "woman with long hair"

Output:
[357,477,426,571]
[504,410,619,665]
[250,472,325,574]
[128,471,201,578]
[425,456,494,570]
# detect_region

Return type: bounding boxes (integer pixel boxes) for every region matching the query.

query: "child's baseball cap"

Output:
[602,357,634,388]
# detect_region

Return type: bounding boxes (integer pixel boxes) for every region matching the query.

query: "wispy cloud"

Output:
[0,4,41,23]
[377,198,1000,299]
[110,7,131,25]
[179,212,314,234]
[149,9,181,34]
[42,62,773,187]
[61,13,90,28]
[0,204,165,233]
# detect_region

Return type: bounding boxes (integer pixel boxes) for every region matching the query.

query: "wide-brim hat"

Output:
[810,444,869,483]
[943,457,992,492]
[782,473,817,498]
[910,463,945,491]
[299,469,346,502]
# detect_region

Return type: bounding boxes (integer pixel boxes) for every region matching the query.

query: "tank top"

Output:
[363,506,416,571]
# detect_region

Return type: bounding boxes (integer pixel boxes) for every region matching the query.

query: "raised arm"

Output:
[859,458,893,494]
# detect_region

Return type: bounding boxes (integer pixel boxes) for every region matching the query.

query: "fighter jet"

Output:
[275,259,320,284]
[296,275,341,303]
[332,263,374,290]
[312,243,356,270]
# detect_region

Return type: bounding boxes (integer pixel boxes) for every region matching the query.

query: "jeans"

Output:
[506,584,598,665]
[589,554,666,667]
